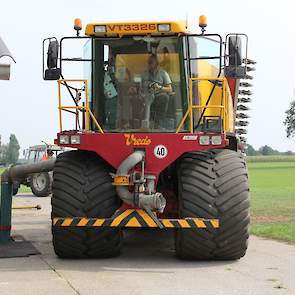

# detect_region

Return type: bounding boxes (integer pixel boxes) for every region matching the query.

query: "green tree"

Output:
[6,134,20,165]
[0,143,8,165]
[284,100,295,138]
[282,150,294,155]
[245,144,258,156]
[258,145,279,156]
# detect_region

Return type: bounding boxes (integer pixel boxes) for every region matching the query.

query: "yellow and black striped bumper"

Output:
[52,209,219,229]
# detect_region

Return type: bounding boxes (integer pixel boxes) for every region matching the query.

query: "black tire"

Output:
[30,172,52,197]
[175,149,250,260]
[12,181,20,196]
[51,150,122,258]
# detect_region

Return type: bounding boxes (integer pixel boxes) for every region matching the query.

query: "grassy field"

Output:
[247,157,295,243]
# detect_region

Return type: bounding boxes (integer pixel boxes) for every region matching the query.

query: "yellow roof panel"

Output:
[85,21,188,36]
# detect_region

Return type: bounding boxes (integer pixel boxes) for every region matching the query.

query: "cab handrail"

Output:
[57,79,104,133]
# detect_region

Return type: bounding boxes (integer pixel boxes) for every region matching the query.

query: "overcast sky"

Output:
[0,0,295,152]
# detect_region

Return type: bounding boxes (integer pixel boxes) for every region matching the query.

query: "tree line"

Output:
[0,134,20,165]
[245,144,294,156]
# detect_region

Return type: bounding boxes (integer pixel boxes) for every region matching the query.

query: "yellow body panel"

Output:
[85,21,188,36]
[115,53,180,83]
[176,75,234,134]
[195,61,234,133]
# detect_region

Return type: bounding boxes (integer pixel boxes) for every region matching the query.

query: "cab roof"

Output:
[29,144,63,151]
[85,20,188,37]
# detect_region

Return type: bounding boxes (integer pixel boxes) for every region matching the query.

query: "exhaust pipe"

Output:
[115,151,166,213]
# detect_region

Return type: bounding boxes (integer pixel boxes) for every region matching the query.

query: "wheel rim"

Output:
[32,173,47,192]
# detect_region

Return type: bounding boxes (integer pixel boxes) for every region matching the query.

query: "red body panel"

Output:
[58,132,226,176]
[227,77,236,99]
[57,131,226,218]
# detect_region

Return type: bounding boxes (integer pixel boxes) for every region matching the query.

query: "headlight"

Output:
[59,135,69,144]
[158,24,170,32]
[211,135,222,145]
[94,25,107,33]
[199,135,210,145]
[70,135,80,144]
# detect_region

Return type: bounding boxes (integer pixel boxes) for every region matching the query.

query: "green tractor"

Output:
[13,144,63,197]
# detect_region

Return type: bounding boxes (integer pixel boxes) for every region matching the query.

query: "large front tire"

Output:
[51,150,122,258]
[175,149,250,260]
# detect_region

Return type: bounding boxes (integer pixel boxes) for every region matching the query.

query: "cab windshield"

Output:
[90,36,185,132]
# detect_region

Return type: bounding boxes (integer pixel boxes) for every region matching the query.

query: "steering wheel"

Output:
[147,81,163,95]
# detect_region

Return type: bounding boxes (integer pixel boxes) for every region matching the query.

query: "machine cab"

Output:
[43,19,249,138]
[87,34,186,132]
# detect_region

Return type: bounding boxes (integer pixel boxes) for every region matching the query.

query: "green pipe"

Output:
[0,170,12,243]
[0,159,55,243]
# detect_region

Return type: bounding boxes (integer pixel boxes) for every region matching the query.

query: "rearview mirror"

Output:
[44,68,61,80]
[228,36,242,66]
[47,40,59,69]
[43,38,61,80]
[224,34,248,79]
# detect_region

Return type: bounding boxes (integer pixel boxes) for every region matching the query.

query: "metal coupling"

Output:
[138,192,166,213]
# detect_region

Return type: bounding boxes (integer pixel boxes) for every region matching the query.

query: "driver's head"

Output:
[147,54,159,72]
[47,150,54,157]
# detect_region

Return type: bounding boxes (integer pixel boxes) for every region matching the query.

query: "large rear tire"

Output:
[175,149,250,260]
[51,150,122,258]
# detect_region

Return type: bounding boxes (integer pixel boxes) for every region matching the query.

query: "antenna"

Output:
[185,13,188,29]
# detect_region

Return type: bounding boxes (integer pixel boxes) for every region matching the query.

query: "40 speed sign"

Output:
[154,145,168,159]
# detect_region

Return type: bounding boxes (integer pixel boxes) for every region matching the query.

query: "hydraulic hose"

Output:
[115,151,166,212]
[116,150,145,206]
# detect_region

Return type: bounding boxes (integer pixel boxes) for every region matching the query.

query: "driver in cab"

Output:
[142,54,172,94]
[128,54,172,129]
[128,54,172,95]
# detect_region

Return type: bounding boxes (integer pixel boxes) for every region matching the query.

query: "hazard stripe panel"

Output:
[53,209,219,229]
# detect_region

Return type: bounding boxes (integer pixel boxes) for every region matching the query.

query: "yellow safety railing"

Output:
[57,79,104,133]
[176,77,229,133]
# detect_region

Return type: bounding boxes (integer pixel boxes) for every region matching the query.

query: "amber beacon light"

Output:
[74,18,82,36]
[199,15,207,34]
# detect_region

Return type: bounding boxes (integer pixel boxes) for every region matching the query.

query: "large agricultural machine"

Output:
[43,16,255,259]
